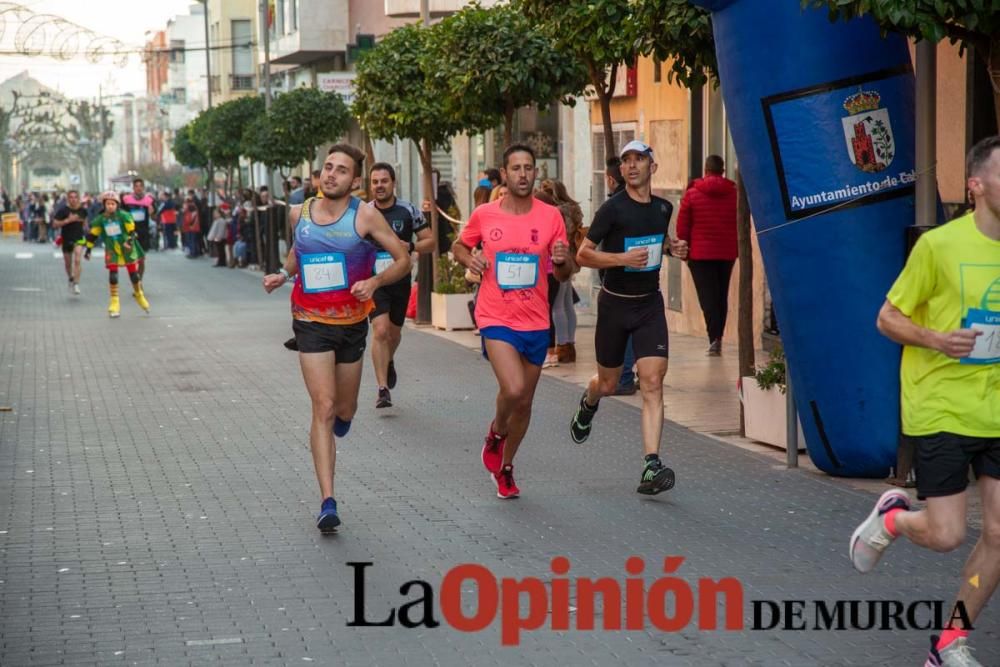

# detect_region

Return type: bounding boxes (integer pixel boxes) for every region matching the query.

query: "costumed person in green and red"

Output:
[82,190,151,318]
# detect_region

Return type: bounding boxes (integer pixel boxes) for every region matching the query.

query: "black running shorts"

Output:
[292,319,368,363]
[134,225,150,253]
[912,432,1000,500]
[594,289,668,368]
[369,276,411,327]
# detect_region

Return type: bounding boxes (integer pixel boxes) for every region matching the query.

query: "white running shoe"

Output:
[925,636,982,667]
[849,488,911,573]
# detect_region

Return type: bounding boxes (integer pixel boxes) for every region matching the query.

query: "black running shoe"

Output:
[387,360,397,390]
[570,391,598,444]
[283,337,298,351]
[637,458,675,495]
[376,387,392,409]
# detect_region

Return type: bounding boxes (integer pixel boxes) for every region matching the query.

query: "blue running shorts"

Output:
[480,326,549,367]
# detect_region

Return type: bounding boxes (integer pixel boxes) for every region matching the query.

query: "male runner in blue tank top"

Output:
[263,144,411,532]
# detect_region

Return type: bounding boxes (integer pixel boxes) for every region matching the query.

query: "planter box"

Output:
[431,292,475,331]
[740,377,805,451]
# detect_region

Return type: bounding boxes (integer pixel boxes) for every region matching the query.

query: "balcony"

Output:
[230,74,255,91]
[266,0,349,65]
[384,0,500,18]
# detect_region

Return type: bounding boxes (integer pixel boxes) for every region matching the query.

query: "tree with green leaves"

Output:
[633,0,718,84]
[241,115,287,173]
[427,2,588,146]
[806,0,1000,127]
[354,22,489,283]
[172,122,208,170]
[244,87,351,174]
[190,95,264,191]
[515,0,716,159]
[136,162,184,191]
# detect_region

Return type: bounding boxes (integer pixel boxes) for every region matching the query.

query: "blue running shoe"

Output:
[333,416,351,437]
[317,497,341,532]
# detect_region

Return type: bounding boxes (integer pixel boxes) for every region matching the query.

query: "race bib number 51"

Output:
[301,252,348,293]
[496,252,539,290]
[962,309,1000,365]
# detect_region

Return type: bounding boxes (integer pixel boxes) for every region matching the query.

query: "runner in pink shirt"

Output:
[453,144,575,499]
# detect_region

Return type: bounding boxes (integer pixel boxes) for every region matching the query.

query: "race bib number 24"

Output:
[301,252,348,293]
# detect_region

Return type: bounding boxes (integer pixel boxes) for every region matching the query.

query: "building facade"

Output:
[142,31,169,166]
[163,3,209,168]
[206,0,259,104]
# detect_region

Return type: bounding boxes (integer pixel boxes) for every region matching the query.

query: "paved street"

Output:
[1,238,997,666]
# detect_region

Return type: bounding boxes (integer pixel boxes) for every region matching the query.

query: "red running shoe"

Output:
[493,464,520,499]
[481,426,505,475]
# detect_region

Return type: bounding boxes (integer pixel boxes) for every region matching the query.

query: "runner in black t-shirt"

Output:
[366,162,434,408]
[569,140,689,495]
[52,190,88,295]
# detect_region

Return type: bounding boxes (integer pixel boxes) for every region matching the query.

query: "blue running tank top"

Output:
[291,196,376,325]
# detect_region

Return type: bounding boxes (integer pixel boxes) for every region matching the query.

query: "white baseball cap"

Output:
[619,140,654,161]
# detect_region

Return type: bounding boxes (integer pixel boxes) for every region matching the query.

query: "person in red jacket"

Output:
[181,196,201,258]
[676,155,738,356]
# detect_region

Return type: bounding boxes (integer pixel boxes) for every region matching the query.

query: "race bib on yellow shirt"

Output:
[962,309,1000,364]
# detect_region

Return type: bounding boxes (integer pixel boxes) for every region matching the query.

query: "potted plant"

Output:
[431,254,475,331]
[739,346,804,450]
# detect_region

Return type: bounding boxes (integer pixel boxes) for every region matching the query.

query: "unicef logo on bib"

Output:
[496,252,539,290]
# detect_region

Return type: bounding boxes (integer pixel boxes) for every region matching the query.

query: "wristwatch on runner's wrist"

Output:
[278,268,291,281]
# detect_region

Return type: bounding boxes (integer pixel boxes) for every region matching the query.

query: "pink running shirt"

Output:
[459,198,568,332]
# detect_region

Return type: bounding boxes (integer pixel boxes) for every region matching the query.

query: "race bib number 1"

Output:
[496,252,539,290]
[104,221,122,238]
[301,252,348,293]
[962,308,1000,365]
[624,234,664,272]
[374,251,393,275]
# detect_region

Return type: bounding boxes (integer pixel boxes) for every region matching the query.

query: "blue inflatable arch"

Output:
[690,0,930,477]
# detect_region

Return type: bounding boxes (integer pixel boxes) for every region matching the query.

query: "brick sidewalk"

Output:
[0,239,996,666]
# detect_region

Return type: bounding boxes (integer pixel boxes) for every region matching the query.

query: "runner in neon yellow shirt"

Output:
[849,136,1000,667]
